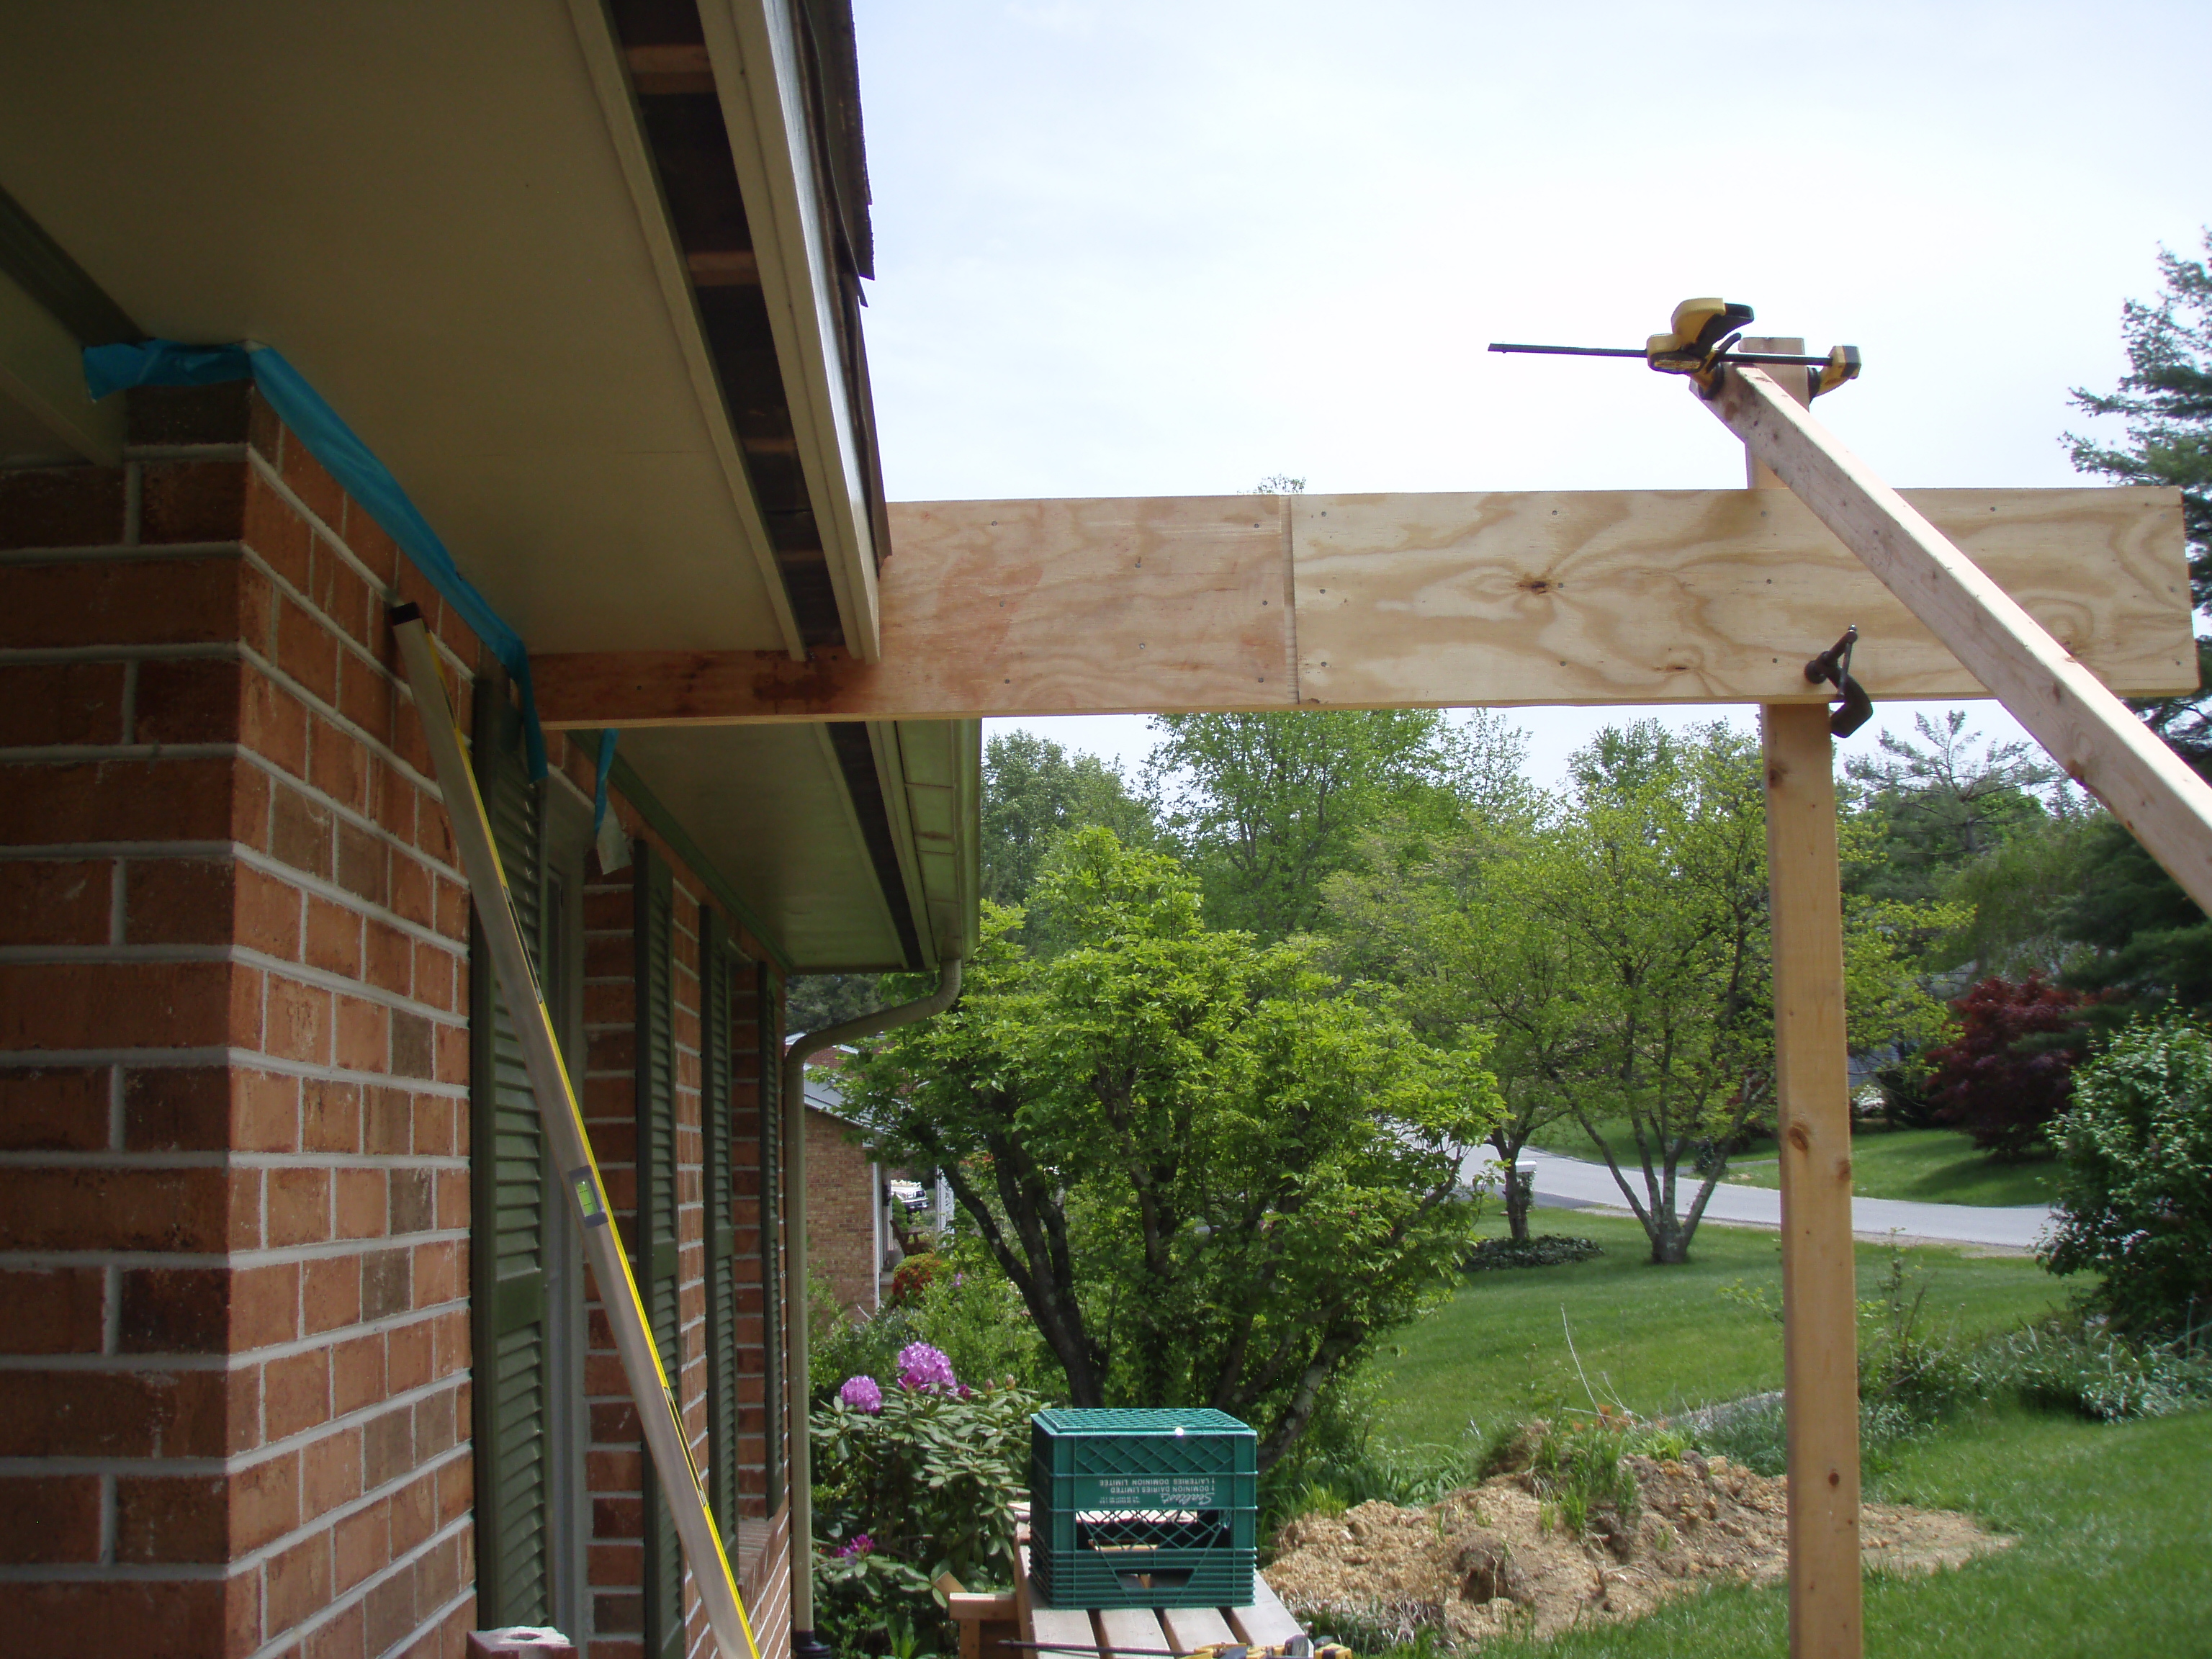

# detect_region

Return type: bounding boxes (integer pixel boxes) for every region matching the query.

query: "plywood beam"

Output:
[533,485,2188,727]
[1709,364,2212,920]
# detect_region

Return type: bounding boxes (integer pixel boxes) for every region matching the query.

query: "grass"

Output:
[1370,1212,2070,1450]
[1722,1128,2059,1208]
[1519,1115,1778,1163]
[1473,1406,2212,1659]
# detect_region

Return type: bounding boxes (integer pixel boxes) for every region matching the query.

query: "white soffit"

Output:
[0,0,788,655]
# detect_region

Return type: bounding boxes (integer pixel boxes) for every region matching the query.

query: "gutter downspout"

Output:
[783,957,963,1659]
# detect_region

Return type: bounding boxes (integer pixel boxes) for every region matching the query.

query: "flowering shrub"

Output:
[889,1250,943,1307]
[814,1348,1038,1655]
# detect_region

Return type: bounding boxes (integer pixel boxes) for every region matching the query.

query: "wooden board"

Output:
[1226,1578,1307,1647]
[1156,1607,1238,1651]
[1292,486,2188,708]
[1097,1607,1171,1657]
[532,487,2189,727]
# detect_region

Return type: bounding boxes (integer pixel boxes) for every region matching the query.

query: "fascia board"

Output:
[564,0,806,659]
[701,0,883,660]
[866,719,940,969]
[0,269,122,464]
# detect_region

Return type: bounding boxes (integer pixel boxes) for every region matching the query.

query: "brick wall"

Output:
[0,384,481,1658]
[804,1110,877,1321]
[0,384,798,1659]
[579,815,786,1659]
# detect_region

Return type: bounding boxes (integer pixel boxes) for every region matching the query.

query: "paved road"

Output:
[1465,1144,2054,1251]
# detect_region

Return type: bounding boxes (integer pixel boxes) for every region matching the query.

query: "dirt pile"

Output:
[1264,1449,2007,1647]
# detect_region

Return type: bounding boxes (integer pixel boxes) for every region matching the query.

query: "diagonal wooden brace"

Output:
[390,606,760,1659]
[1707,366,2212,915]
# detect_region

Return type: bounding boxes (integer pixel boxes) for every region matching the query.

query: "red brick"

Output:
[335,818,388,907]
[264,974,333,1064]
[385,1319,432,1393]
[343,498,401,587]
[127,379,251,447]
[140,460,248,544]
[0,661,124,746]
[418,1093,459,1159]
[0,1066,107,1152]
[433,876,467,941]
[264,1526,333,1639]
[271,783,335,879]
[411,1240,459,1309]
[280,431,346,529]
[0,1367,230,1457]
[436,1452,472,1527]
[364,1086,411,1155]
[234,1450,302,1552]
[390,1010,435,1080]
[229,1160,265,1252]
[0,467,125,549]
[305,895,363,977]
[114,1473,228,1562]
[304,1426,364,1523]
[0,1475,100,1563]
[311,715,371,813]
[233,1262,302,1349]
[303,1078,361,1152]
[333,1496,390,1594]
[364,919,413,998]
[302,1254,362,1334]
[0,1164,235,1251]
[0,959,237,1051]
[121,1065,228,1151]
[132,656,240,745]
[276,594,340,704]
[362,1403,414,1488]
[0,859,108,948]
[234,1064,300,1151]
[0,1267,104,1354]
[389,1167,433,1235]
[307,1597,367,1659]
[244,673,311,777]
[0,555,247,647]
[0,1578,250,1659]
[412,939,454,1013]
[246,472,313,591]
[118,1264,229,1353]
[389,1468,436,1556]
[336,1168,386,1240]
[338,651,396,749]
[435,1019,469,1084]
[318,543,377,649]
[433,1169,468,1231]
[32,757,240,855]
[122,857,233,945]
[362,1249,410,1321]
[390,851,433,928]
[235,862,305,959]
[269,1166,332,1247]
[362,1565,420,1656]
[332,1330,387,1416]
[266,1348,331,1439]
[334,993,387,1073]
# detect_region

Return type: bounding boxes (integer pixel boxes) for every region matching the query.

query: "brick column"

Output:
[0,385,480,1658]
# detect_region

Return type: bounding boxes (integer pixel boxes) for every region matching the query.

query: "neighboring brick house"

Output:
[800,1074,884,1321]
[0,8,979,1659]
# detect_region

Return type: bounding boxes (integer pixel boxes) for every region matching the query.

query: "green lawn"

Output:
[1480,1406,2212,1659]
[1722,1128,2059,1208]
[1520,1115,1779,1163]
[1370,1213,2071,1450]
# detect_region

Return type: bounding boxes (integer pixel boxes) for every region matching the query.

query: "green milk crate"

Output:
[1028,1408,1257,1609]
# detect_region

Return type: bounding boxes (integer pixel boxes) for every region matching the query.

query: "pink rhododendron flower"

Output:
[896,1341,958,1393]
[834,1534,873,1558]
[838,1375,884,1414]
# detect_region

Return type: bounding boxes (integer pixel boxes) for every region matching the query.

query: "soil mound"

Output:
[1264,1449,2006,1647]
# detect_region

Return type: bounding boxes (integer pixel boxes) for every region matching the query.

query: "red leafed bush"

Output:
[887,1251,943,1308]
[1925,975,2095,1159]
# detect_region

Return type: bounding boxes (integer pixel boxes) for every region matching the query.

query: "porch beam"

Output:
[533,485,2189,728]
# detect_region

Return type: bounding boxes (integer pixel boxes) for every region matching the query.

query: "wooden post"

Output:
[1746,341,1863,1659]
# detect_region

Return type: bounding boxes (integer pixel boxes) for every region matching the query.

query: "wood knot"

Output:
[1787,1123,1811,1151]
[1519,576,1555,595]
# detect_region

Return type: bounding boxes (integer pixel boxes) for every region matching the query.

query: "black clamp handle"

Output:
[1804,626,1873,738]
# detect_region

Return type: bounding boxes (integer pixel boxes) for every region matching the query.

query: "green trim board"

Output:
[634,842,686,1659]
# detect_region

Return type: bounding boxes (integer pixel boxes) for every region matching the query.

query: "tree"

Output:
[981,729,1154,910]
[840,830,1498,1465]
[787,972,882,1037]
[2042,1010,2212,1339]
[2047,235,2212,1006]
[1923,976,2097,1159]
[1520,723,1951,1263]
[1146,709,1482,939]
[1843,710,2058,909]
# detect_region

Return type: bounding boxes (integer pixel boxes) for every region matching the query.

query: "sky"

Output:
[847,0,2211,788]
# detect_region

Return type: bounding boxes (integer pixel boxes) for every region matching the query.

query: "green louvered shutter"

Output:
[634,845,685,1659]
[758,973,785,1516]
[701,909,741,1546]
[469,684,553,1627]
